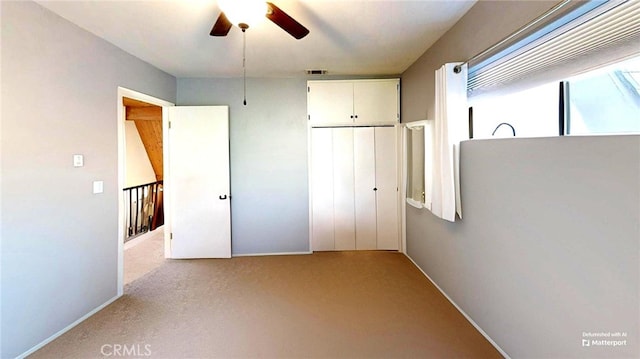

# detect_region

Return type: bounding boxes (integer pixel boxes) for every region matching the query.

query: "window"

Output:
[465,0,640,137]
[467,0,640,98]
[470,82,558,139]
[566,56,640,135]
[469,55,640,137]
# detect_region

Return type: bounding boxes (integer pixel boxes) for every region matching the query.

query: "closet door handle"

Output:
[219,195,228,200]
[373,188,378,191]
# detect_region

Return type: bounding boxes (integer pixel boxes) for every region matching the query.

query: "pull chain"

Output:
[242,26,247,106]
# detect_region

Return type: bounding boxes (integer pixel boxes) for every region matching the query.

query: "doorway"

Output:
[117,87,174,295]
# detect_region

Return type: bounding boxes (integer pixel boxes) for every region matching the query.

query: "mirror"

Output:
[405,120,432,209]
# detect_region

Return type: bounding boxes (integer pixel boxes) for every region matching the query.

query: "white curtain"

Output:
[430,62,468,222]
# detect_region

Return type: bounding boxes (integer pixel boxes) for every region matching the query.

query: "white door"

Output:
[354,127,377,250]
[310,128,335,251]
[167,106,231,259]
[374,127,399,250]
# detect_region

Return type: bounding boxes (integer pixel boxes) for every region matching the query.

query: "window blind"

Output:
[468,0,640,98]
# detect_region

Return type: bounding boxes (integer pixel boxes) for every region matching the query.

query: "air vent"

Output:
[306,69,327,75]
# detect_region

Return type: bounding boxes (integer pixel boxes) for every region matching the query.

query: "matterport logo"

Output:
[582,331,628,348]
[101,343,152,357]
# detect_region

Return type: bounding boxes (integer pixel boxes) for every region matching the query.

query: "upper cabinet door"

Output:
[353,80,399,125]
[307,81,353,125]
[307,79,400,126]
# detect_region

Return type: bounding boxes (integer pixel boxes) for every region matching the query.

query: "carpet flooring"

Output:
[30,251,502,358]
[124,229,165,285]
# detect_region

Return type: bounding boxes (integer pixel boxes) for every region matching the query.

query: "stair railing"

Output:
[123,180,163,242]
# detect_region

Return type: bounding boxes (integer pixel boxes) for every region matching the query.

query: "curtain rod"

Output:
[453,0,573,74]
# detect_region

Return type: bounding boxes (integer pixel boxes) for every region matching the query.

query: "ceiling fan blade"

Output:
[266,2,309,40]
[210,12,232,36]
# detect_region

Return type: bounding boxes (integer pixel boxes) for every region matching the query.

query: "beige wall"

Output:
[1,2,176,357]
[401,1,639,358]
[177,77,310,255]
[402,0,558,124]
[124,121,156,187]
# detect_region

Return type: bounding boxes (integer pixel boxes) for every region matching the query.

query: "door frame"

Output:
[398,124,407,254]
[117,87,174,296]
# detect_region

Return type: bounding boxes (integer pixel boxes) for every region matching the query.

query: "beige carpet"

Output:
[124,228,165,285]
[31,251,502,359]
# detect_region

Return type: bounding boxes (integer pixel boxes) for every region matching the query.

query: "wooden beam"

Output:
[126,106,162,121]
[123,97,155,107]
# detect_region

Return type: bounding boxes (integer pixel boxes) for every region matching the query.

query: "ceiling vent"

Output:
[306,69,328,75]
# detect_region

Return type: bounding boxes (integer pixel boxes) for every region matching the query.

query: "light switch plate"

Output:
[73,154,84,167]
[93,181,104,194]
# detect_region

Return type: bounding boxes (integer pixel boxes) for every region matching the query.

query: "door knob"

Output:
[373,188,378,191]
[219,195,228,200]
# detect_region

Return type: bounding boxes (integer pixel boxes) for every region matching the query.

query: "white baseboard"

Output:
[403,253,510,359]
[17,294,121,359]
[233,251,312,257]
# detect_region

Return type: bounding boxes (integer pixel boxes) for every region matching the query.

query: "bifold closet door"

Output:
[354,128,377,250]
[311,128,334,251]
[311,126,398,252]
[375,127,399,250]
[333,128,356,250]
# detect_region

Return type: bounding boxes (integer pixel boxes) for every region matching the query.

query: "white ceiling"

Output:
[36,0,476,78]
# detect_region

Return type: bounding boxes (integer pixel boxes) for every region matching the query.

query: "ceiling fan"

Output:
[209,1,309,106]
[210,1,309,40]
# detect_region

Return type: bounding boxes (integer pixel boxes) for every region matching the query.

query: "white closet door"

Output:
[311,128,334,251]
[333,128,356,250]
[353,81,399,125]
[354,127,377,250]
[308,82,353,125]
[374,127,399,250]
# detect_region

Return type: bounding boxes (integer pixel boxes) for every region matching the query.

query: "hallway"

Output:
[124,228,165,285]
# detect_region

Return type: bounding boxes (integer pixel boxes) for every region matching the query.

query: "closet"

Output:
[308,79,400,251]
